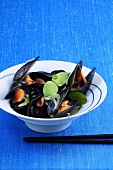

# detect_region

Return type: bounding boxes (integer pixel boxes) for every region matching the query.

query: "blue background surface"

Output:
[0,0,113,169]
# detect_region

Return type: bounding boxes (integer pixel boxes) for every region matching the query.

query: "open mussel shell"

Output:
[47,88,70,117]
[27,96,49,118]
[67,60,82,89]
[67,60,96,95]
[5,81,26,99]
[29,71,51,85]
[9,86,30,116]
[5,57,39,99]
[51,100,78,118]
[47,98,59,116]
[13,56,39,82]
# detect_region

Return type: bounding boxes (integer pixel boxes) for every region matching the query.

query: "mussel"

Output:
[47,88,70,117]
[9,85,30,116]
[5,57,39,99]
[13,56,39,82]
[46,88,78,118]
[67,61,96,95]
[28,70,65,85]
[52,100,78,118]
[27,95,49,118]
[5,81,26,99]
[29,71,51,85]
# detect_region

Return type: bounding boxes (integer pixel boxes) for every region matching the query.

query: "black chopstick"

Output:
[23,134,113,144]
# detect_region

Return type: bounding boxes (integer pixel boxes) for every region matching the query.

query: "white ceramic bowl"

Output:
[0,60,107,133]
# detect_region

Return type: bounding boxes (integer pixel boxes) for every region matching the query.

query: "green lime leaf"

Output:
[52,72,70,86]
[68,92,87,106]
[43,81,58,98]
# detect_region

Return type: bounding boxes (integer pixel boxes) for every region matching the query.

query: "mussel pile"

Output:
[5,57,96,118]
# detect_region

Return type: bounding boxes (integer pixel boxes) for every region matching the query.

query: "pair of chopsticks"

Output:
[23,134,113,144]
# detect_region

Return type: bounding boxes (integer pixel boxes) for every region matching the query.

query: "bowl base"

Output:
[25,121,72,133]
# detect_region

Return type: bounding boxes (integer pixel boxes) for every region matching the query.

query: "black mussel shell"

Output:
[9,85,30,115]
[12,106,28,116]
[67,60,82,90]
[51,100,78,118]
[13,56,39,82]
[47,98,60,117]
[29,71,51,84]
[27,96,49,118]
[29,70,66,84]
[37,71,52,77]
[50,70,65,76]
[80,67,96,95]
[47,88,70,117]
[29,83,43,101]
[10,99,28,116]
[5,81,27,99]
[67,60,96,94]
